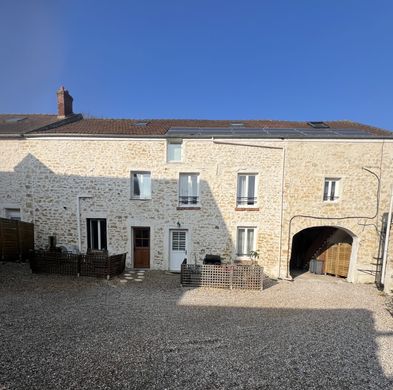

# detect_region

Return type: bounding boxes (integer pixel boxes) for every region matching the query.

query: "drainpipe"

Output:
[76,194,92,252]
[381,184,393,289]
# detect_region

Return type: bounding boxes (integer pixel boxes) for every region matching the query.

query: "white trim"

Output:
[130,170,152,200]
[322,177,341,203]
[234,225,258,260]
[236,172,259,207]
[1,204,21,219]
[166,139,183,163]
[27,136,167,141]
[25,136,392,144]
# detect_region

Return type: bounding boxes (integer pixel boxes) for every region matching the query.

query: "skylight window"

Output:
[134,121,149,127]
[5,117,27,123]
[307,121,330,129]
[230,122,245,127]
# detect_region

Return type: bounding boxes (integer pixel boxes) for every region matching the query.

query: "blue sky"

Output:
[1,1,393,129]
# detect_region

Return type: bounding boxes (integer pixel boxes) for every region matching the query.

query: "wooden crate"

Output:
[320,243,351,277]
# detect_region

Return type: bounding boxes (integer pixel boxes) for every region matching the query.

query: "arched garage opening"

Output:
[290,226,355,279]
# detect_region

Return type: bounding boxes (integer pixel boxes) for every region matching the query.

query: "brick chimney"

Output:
[56,86,73,118]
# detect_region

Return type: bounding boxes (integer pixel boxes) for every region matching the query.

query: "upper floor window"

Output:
[237,174,257,206]
[179,173,199,206]
[167,140,182,162]
[131,171,151,200]
[323,178,340,202]
[87,218,107,251]
[237,227,256,257]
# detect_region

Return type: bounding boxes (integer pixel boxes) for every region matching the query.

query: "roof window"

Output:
[307,121,330,129]
[5,117,27,123]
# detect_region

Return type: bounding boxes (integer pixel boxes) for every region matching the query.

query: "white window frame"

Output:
[178,173,200,207]
[4,208,21,221]
[323,177,341,202]
[167,139,183,162]
[86,218,107,251]
[236,173,258,207]
[236,226,256,258]
[131,171,151,200]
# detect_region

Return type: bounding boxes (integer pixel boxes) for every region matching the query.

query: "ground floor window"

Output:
[237,227,256,256]
[87,218,107,250]
[5,208,21,221]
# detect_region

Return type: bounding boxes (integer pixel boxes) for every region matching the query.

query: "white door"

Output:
[169,230,187,271]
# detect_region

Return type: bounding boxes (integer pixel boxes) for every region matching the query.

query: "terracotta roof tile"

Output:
[0,114,60,135]
[27,118,392,137]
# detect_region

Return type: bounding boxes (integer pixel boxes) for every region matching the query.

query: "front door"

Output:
[169,230,187,272]
[133,227,150,268]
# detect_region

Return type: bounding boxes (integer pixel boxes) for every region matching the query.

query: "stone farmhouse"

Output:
[0,87,392,293]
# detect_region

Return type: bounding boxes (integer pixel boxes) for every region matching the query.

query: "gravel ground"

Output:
[1,263,392,390]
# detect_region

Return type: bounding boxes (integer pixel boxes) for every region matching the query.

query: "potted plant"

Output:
[249,250,260,266]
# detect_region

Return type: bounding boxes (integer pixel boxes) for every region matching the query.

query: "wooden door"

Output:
[133,227,150,268]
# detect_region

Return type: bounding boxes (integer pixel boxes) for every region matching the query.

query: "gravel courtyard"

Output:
[1,263,392,390]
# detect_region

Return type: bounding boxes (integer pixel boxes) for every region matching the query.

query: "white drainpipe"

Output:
[76,194,92,252]
[381,184,393,289]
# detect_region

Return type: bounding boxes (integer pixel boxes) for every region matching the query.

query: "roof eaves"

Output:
[24,132,165,139]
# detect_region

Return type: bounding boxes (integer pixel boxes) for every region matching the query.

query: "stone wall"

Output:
[0,136,392,287]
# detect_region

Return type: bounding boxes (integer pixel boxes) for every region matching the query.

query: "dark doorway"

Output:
[290,226,353,277]
[133,227,150,268]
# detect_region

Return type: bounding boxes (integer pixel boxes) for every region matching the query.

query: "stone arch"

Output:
[289,224,358,282]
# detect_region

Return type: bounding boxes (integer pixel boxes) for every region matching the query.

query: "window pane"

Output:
[179,174,199,204]
[330,181,336,200]
[238,176,247,198]
[132,172,151,199]
[237,229,245,255]
[247,229,254,254]
[179,175,188,197]
[248,176,255,198]
[168,143,181,161]
[91,220,98,249]
[190,175,198,196]
[143,174,151,198]
[100,220,107,250]
[323,180,329,201]
[133,173,140,196]
[87,219,107,250]
[248,176,256,205]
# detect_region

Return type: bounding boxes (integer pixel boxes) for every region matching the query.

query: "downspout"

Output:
[381,183,393,288]
[76,194,92,252]
[211,138,286,277]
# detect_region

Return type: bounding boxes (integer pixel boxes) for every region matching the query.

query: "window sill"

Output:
[235,207,260,211]
[177,206,201,210]
[130,197,151,201]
